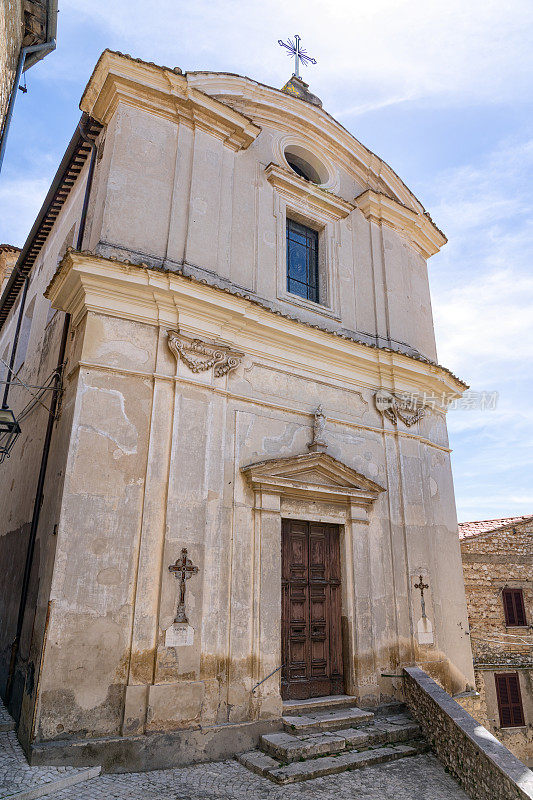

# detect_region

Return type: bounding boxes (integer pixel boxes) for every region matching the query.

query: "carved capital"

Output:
[168,329,243,377]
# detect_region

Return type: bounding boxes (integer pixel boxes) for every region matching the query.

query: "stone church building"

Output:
[0,50,475,768]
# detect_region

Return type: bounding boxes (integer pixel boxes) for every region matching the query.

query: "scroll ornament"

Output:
[168,329,243,377]
[374,389,425,427]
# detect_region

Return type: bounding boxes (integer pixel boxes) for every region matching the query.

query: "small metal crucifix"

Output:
[414,574,429,619]
[278,34,317,78]
[169,548,198,624]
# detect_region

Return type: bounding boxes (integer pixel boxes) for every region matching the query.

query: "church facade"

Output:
[0,50,474,768]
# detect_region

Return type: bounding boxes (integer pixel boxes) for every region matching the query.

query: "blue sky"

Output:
[1,0,532,521]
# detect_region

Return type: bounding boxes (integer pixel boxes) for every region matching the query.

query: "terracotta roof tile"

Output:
[458,515,533,539]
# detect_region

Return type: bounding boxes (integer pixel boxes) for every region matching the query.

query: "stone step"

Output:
[261,731,347,761]
[373,701,407,717]
[282,695,356,715]
[261,720,421,761]
[337,719,421,748]
[268,742,420,784]
[282,705,374,734]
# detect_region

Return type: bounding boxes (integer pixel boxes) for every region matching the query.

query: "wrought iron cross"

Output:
[278,34,317,78]
[169,548,198,624]
[414,574,429,619]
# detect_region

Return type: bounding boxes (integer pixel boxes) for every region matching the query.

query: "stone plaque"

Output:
[165,622,195,648]
[417,616,434,645]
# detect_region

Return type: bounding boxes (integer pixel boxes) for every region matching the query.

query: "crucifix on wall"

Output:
[169,548,198,625]
[414,574,429,619]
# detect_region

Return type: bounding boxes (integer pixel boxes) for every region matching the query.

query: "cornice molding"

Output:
[265,163,354,221]
[187,72,432,219]
[45,250,467,400]
[241,452,384,507]
[80,50,261,151]
[354,189,447,259]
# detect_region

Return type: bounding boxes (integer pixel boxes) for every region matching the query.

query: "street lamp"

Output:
[0,406,21,463]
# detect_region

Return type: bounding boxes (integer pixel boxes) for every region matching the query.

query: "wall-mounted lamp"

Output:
[0,406,21,463]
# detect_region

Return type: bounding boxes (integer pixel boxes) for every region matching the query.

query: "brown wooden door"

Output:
[281,520,343,700]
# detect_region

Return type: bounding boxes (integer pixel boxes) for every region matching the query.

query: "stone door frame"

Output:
[241,452,384,714]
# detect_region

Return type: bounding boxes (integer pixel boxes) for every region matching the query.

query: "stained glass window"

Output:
[286,219,319,303]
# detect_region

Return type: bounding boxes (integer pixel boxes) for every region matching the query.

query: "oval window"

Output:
[284,145,328,185]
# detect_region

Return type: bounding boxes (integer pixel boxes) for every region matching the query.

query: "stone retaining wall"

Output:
[403,666,533,800]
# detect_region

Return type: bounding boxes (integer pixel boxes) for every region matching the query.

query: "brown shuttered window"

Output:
[495,673,525,727]
[502,588,527,626]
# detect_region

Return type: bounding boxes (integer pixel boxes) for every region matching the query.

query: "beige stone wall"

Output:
[81,52,441,365]
[460,520,533,765]
[0,158,91,728]
[0,246,20,295]
[25,249,474,744]
[0,0,24,134]
[0,51,475,752]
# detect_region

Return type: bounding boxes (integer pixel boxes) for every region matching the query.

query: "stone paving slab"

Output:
[47,753,471,799]
[0,730,100,799]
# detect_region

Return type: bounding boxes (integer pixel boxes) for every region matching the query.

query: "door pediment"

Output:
[242,452,384,506]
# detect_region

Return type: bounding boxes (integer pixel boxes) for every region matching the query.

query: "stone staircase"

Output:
[238,695,427,784]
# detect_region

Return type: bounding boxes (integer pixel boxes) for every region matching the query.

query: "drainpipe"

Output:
[0,32,57,175]
[5,119,97,709]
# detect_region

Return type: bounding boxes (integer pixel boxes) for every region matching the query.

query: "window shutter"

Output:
[503,589,517,625]
[496,673,525,727]
[502,588,527,626]
[515,590,527,626]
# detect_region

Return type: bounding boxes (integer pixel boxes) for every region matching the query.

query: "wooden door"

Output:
[281,520,343,700]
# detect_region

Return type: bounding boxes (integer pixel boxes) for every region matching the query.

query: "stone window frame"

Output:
[265,163,354,321]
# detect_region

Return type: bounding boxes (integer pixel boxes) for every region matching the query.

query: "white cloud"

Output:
[0,176,51,247]
[435,269,533,376]
[428,136,533,520]
[43,0,533,112]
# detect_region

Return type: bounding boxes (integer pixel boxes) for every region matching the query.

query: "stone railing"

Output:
[403,666,533,800]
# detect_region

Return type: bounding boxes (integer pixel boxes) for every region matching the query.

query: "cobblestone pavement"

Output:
[0,698,98,799]
[50,753,470,799]
[0,698,14,731]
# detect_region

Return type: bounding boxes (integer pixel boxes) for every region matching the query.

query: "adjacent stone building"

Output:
[0,244,20,294]
[460,516,533,766]
[0,0,57,164]
[0,49,476,770]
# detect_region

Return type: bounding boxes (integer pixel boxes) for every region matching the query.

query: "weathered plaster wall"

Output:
[30,278,473,743]
[0,154,99,733]
[0,53,473,761]
[460,521,533,765]
[89,98,438,363]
